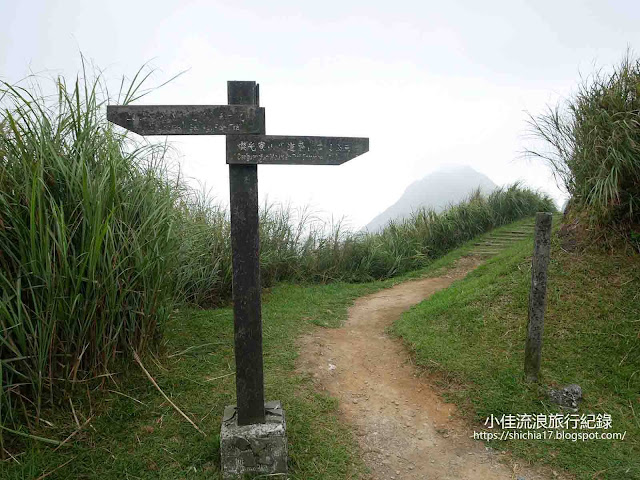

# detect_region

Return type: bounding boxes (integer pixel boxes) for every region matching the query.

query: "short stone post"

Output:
[524,212,553,383]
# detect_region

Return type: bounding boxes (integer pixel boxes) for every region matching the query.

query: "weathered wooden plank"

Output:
[106,104,265,135]
[226,135,369,165]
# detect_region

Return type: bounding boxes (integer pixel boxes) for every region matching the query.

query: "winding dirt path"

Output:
[297,256,556,480]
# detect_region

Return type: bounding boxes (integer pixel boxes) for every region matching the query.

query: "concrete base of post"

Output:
[220,400,288,479]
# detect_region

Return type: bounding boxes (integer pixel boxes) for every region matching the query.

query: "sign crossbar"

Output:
[227,135,368,165]
[107,104,265,135]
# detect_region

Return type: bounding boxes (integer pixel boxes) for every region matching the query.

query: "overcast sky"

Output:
[2,0,639,229]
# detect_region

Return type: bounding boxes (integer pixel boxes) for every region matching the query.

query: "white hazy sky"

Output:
[2,0,639,229]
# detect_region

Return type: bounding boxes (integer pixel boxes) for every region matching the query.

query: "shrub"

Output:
[528,51,640,245]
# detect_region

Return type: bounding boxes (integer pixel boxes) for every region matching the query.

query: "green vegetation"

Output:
[324,185,554,282]
[528,52,640,247]
[178,182,555,300]
[5,216,636,479]
[0,243,476,479]
[0,66,184,432]
[394,220,640,479]
[0,65,553,436]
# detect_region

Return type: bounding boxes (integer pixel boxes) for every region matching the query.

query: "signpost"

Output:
[108,80,369,479]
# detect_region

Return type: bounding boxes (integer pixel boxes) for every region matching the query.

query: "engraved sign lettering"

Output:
[107,105,265,135]
[227,135,369,165]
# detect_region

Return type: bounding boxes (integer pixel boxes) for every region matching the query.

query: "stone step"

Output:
[480,238,515,242]
[485,237,528,242]
[470,221,536,255]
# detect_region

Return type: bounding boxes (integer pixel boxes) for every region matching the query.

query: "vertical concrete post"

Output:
[524,212,553,383]
[222,82,288,480]
[228,81,266,426]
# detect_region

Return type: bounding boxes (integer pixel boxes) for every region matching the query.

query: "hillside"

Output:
[363,165,497,232]
[394,223,640,479]
[4,217,636,479]
[0,219,540,480]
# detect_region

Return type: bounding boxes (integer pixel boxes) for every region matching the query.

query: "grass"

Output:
[0,236,480,479]
[394,216,640,479]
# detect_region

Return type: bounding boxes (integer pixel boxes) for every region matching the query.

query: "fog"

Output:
[3,0,639,228]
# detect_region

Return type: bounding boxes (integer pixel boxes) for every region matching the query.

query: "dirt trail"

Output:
[297,256,555,480]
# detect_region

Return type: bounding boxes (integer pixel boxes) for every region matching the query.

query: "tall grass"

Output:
[295,184,554,282]
[0,64,554,439]
[178,184,554,298]
[527,51,640,245]
[0,67,184,432]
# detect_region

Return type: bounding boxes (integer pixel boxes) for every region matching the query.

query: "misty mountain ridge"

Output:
[363,165,497,232]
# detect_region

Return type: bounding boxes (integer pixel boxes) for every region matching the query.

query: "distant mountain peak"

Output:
[363,165,497,232]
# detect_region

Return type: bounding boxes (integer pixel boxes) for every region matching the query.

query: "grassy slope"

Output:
[394,221,640,479]
[1,225,485,479]
[10,215,627,479]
